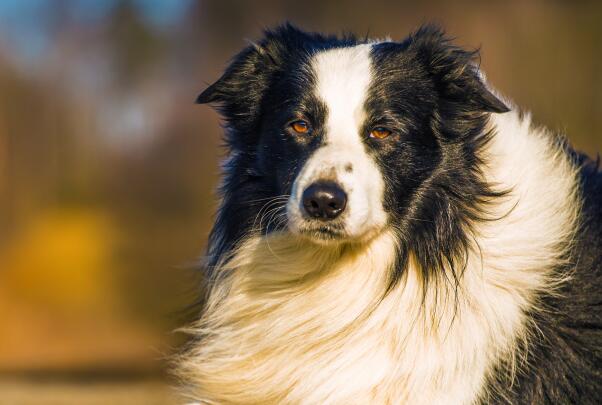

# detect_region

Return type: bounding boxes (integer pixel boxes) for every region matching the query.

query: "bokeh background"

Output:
[0,1,600,403]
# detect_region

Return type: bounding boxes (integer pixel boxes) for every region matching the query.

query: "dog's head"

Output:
[198,24,509,250]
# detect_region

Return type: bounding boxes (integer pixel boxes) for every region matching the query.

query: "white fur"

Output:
[178,65,581,403]
[287,45,388,241]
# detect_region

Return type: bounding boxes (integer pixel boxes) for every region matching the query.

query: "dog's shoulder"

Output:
[490,151,602,404]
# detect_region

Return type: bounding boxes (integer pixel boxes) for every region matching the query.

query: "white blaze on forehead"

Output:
[287,44,388,240]
[313,44,374,143]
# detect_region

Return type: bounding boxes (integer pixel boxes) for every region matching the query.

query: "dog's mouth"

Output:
[290,220,386,246]
[290,221,348,244]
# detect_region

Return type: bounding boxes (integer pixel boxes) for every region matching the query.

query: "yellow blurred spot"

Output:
[0,209,119,314]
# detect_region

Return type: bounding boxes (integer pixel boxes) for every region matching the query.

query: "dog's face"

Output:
[279,44,390,243]
[198,25,508,247]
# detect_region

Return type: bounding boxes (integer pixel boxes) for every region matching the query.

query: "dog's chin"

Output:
[289,221,385,247]
[299,227,347,246]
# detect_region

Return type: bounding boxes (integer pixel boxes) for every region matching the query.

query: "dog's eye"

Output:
[369,127,392,139]
[290,120,310,134]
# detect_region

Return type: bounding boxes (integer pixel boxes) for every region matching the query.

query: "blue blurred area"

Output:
[0,0,55,61]
[0,0,192,62]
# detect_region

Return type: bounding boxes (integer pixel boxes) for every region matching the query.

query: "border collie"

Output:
[178,24,602,404]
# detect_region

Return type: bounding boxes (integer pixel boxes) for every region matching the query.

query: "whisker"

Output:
[243,195,291,204]
[252,197,287,233]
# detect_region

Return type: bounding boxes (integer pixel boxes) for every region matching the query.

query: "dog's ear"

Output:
[197,24,313,130]
[196,41,274,105]
[407,25,509,113]
[195,41,277,130]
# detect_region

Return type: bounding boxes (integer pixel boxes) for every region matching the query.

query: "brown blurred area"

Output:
[0,1,600,403]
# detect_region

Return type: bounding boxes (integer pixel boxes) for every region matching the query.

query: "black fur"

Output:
[196,24,602,403]
[367,28,510,293]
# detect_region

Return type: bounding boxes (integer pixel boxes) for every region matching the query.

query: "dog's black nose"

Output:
[302,182,347,220]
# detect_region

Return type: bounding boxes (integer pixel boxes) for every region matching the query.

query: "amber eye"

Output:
[369,127,392,139]
[290,120,310,134]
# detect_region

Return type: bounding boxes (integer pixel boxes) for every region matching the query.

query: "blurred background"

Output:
[0,0,600,403]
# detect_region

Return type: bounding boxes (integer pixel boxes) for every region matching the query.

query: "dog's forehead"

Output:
[310,44,374,139]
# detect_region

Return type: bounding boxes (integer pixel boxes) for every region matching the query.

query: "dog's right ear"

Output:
[195,40,275,131]
[195,42,272,105]
[196,24,311,130]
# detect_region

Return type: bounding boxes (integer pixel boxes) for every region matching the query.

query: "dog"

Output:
[177,24,602,404]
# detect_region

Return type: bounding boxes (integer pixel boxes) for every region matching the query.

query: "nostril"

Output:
[301,182,347,221]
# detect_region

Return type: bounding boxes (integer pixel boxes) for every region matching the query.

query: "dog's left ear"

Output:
[407,25,510,114]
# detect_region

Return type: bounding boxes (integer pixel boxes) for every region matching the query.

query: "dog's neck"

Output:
[179,109,580,404]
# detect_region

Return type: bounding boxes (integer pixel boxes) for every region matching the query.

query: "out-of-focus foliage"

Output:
[0,0,599,393]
